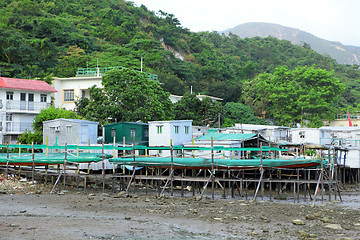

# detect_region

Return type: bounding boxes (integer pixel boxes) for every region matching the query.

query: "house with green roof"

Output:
[183,132,270,158]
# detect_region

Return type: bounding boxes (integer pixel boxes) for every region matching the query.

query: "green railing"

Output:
[76,67,158,81]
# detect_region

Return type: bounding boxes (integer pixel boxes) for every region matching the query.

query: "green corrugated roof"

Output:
[195,133,259,141]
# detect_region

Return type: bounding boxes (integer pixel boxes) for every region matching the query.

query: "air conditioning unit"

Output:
[55,126,60,132]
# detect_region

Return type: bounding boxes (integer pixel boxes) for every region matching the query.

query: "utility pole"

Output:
[218,113,220,129]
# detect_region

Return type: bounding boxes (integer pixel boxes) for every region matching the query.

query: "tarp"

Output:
[0,153,112,165]
[110,157,327,169]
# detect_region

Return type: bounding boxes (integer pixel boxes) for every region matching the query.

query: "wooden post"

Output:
[18,143,21,157]
[123,136,126,174]
[77,136,79,156]
[260,142,264,200]
[170,139,174,196]
[211,137,215,199]
[102,140,105,193]
[46,136,48,157]
[63,143,67,190]
[6,144,9,180]
[32,142,35,184]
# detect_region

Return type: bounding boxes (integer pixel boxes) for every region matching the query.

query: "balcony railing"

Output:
[4,121,33,133]
[6,100,51,112]
[76,67,159,82]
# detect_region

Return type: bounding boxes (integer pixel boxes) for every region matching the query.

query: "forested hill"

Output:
[1,0,360,118]
[222,22,360,65]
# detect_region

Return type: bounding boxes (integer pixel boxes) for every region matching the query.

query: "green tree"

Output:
[174,93,223,126]
[33,106,80,132]
[223,102,268,125]
[77,68,174,123]
[244,66,345,126]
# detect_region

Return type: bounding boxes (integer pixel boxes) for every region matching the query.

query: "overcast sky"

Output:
[130,0,360,46]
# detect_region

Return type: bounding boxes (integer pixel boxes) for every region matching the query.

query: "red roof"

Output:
[0,77,57,92]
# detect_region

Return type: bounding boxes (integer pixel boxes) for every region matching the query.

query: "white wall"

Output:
[52,76,102,110]
[148,120,192,156]
[291,128,321,144]
[346,148,360,168]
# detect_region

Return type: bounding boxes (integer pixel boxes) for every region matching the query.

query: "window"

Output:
[81,90,86,98]
[50,127,55,134]
[20,93,26,101]
[6,113,12,121]
[174,126,179,134]
[111,129,116,137]
[299,131,305,138]
[130,128,136,138]
[40,94,47,102]
[28,93,34,102]
[66,126,72,134]
[6,92,13,100]
[144,128,149,138]
[185,126,189,134]
[157,125,163,134]
[64,89,74,102]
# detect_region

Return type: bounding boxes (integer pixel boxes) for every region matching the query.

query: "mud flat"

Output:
[0,184,360,240]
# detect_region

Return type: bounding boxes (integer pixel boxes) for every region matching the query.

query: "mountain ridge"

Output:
[222,22,360,65]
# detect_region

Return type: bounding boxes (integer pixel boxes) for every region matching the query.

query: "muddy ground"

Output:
[1,175,360,240]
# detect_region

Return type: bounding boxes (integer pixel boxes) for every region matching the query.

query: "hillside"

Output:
[222,22,360,65]
[1,0,360,126]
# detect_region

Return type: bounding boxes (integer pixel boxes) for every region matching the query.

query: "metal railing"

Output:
[6,100,50,112]
[4,121,33,133]
[76,67,159,81]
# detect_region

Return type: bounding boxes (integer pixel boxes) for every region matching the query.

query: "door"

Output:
[28,93,34,110]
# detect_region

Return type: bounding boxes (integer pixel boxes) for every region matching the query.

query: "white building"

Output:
[319,126,360,147]
[222,124,290,143]
[169,94,223,104]
[291,128,332,145]
[0,77,56,143]
[148,120,192,156]
[43,118,99,146]
[192,126,209,139]
[52,75,102,110]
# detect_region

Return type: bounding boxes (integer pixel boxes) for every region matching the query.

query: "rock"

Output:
[195,195,202,201]
[232,217,238,221]
[305,214,315,220]
[145,198,151,202]
[19,210,26,213]
[10,224,20,227]
[214,218,223,221]
[298,230,309,237]
[124,217,131,220]
[274,193,288,200]
[89,193,96,196]
[324,224,342,230]
[115,191,129,198]
[101,193,110,197]
[321,217,335,223]
[35,190,42,194]
[292,219,305,225]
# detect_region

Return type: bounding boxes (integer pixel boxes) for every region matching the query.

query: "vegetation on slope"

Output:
[1,0,360,127]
